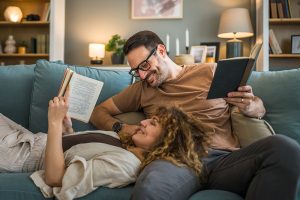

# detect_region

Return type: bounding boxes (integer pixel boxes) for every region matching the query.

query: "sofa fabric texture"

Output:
[0,60,299,200]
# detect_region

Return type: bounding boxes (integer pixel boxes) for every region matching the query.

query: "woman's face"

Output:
[132,116,162,150]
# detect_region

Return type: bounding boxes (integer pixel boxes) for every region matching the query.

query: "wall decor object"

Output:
[4,35,16,54]
[291,35,300,54]
[132,0,183,19]
[200,42,220,63]
[4,6,23,23]
[190,46,207,63]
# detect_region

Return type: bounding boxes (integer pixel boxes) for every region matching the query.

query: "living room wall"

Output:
[65,0,253,65]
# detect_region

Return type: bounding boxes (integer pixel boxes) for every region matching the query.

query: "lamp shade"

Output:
[218,8,253,39]
[89,43,105,58]
[4,6,23,23]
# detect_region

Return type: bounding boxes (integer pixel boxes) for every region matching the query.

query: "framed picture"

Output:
[190,46,207,63]
[131,0,183,19]
[291,35,300,54]
[200,42,220,62]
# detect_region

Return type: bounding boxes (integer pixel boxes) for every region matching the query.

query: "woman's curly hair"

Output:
[140,106,210,176]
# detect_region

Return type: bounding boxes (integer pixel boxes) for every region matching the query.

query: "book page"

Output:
[68,73,104,123]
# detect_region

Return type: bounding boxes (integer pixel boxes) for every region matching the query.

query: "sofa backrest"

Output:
[249,69,300,143]
[29,60,133,133]
[0,64,35,128]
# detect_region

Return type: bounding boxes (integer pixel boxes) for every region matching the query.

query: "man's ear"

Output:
[157,44,167,57]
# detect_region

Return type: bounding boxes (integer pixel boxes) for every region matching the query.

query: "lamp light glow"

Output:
[89,43,105,64]
[4,6,23,23]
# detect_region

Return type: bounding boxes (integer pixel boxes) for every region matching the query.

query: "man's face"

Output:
[127,46,168,87]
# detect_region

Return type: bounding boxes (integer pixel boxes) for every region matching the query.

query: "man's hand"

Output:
[122,124,140,136]
[224,85,266,118]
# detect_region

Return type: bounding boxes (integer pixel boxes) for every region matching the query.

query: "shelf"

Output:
[269,54,300,58]
[0,53,49,57]
[0,21,49,26]
[269,18,300,25]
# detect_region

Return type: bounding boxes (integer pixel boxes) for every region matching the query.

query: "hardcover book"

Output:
[58,68,104,123]
[207,43,262,99]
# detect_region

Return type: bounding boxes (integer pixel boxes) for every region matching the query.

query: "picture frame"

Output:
[291,35,300,54]
[131,0,183,19]
[200,42,220,62]
[190,46,207,63]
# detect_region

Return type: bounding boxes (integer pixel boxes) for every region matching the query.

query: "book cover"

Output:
[58,68,104,123]
[206,43,262,99]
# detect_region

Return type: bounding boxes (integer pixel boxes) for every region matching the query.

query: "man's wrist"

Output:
[112,121,123,133]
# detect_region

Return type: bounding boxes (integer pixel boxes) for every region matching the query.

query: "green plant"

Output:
[105,34,126,56]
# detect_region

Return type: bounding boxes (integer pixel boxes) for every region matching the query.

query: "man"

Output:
[91,30,300,200]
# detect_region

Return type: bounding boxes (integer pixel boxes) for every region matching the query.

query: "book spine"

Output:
[277,0,284,18]
[269,29,282,54]
[270,0,278,18]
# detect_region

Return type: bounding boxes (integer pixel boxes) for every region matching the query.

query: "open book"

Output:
[58,68,104,123]
[207,42,262,99]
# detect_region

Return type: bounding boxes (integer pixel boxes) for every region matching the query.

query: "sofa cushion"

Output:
[114,112,146,125]
[249,69,300,143]
[0,64,35,128]
[231,106,275,147]
[0,173,50,200]
[189,189,243,200]
[29,60,133,133]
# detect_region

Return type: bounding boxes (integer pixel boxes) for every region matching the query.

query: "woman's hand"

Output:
[48,96,69,125]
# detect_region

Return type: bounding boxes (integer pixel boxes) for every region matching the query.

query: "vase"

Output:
[111,53,124,64]
[4,35,16,54]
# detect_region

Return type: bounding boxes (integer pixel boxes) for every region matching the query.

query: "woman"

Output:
[0,94,209,199]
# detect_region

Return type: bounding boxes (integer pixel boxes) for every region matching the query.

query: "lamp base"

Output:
[226,39,243,58]
[90,59,103,65]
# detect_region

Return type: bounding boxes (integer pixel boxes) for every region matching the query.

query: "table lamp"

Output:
[218,8,253,58]
[89,43,105,64]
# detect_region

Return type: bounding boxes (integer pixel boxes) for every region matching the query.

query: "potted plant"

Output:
[106,34,126,64]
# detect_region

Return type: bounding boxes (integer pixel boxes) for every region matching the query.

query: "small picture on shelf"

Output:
[291,35,300,54]
[190,46,207,63]
[200,42,220,63]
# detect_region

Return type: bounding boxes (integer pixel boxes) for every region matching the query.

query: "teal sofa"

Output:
[0,60,299,200]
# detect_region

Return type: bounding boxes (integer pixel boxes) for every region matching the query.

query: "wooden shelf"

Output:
[269,54,300,58]
[0,21,49,26]
[269,18,300,25]
[0,53,49,57]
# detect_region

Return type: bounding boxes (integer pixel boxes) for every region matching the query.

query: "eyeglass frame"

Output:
[128,46,157,77]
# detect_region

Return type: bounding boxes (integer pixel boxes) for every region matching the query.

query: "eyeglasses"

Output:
[129,47,157,77]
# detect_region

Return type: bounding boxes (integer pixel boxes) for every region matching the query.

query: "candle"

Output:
[166,34,170,52]
[176,38,179,56]
[185,29,189,47]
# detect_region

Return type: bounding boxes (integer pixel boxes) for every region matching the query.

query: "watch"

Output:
[112,121,123,133]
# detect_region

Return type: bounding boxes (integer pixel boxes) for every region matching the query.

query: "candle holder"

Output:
[185,46,189,54]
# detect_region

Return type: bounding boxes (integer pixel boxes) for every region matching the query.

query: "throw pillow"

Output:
[231,106,275,147]
[29,59,133,133]
[114,112,146,125]
[249,69,300,143]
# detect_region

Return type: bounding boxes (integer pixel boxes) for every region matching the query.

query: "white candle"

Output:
[166,34,170,52]
[176,38,179,56]
[185,29,189,47]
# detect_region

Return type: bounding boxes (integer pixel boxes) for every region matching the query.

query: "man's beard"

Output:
[144,70,165,88]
